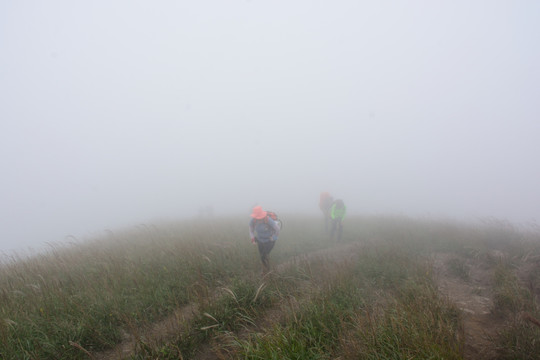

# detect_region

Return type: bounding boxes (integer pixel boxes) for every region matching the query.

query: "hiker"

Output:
[249,206,280,274]
[330,199,346,241]
[319,192,334,233]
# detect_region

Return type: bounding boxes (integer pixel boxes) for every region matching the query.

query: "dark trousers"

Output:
[256,239,275,272]
[330,219,343,241]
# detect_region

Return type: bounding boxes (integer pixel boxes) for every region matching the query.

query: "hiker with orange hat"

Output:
[249,206,281,274]
[319,192,334,233]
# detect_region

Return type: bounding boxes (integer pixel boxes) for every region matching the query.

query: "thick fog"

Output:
[1,1,539,253]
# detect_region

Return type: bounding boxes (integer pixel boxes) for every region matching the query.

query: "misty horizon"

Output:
[1,1,539,253]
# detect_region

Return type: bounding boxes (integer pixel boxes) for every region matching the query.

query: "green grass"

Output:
[232,240,463,359]
[0,215,539,359]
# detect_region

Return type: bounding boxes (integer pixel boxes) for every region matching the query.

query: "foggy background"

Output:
[1,1,539,253]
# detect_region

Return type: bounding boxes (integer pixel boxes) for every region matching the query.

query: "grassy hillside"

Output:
[1,215,539,359]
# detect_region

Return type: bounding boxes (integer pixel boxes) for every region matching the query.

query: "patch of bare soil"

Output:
[94,303,200,360]
[433,253,504,360]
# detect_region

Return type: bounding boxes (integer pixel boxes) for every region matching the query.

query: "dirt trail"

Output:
[433,253,503,360]
[96,243,522,360]
[92,241,361,360]
[192,242,363,359]
[94,303,199,360]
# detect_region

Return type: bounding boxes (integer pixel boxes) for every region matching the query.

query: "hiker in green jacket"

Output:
[330,199,346,241]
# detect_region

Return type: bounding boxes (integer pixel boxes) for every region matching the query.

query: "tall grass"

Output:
[0,215,538,359]
[491,259,540,359]
[232,239,463,359]
[0,218,255,359]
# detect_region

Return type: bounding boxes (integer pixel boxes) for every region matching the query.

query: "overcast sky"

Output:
[1,1,539,252]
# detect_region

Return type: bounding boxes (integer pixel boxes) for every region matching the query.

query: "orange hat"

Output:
[250,206,267,219]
